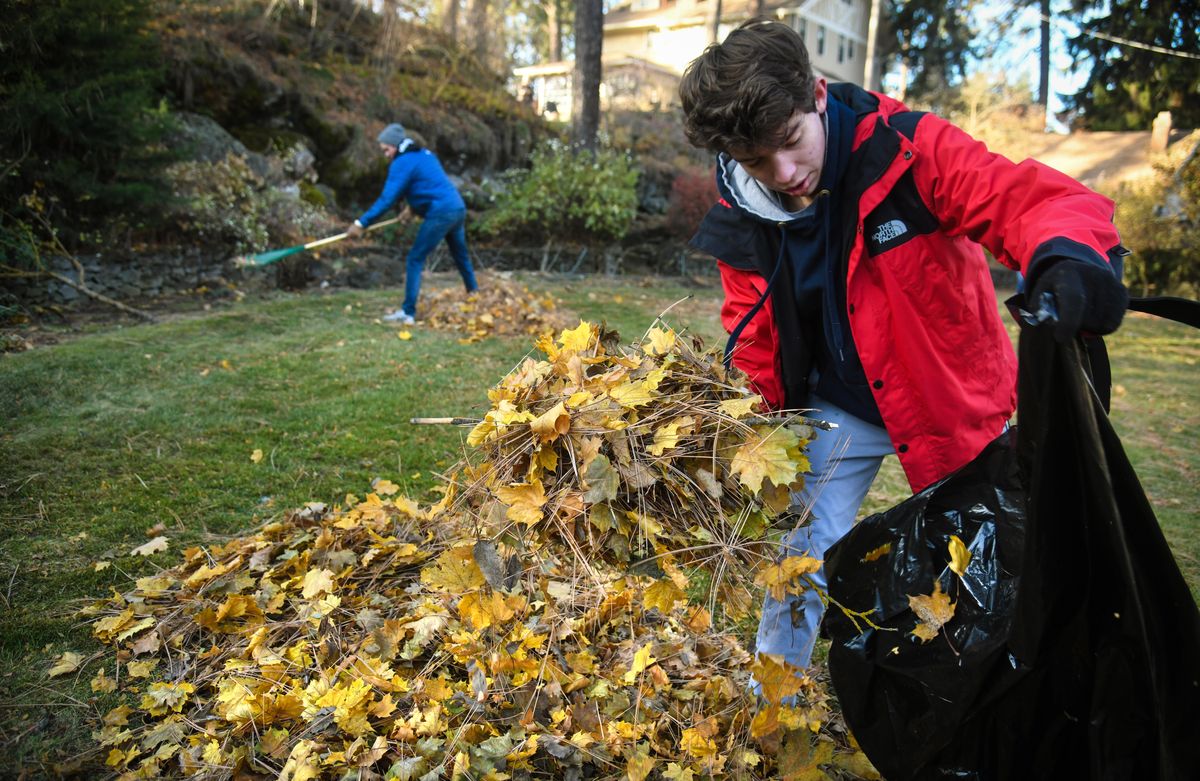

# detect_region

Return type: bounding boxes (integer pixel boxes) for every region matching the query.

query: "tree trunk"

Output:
[549,0,564,61]
[1038,0,1051,126]
[864,0,882,90]
[572,0,603,152]
[442,0,459,41]
[469,0,489,65]
[709,0,723,43]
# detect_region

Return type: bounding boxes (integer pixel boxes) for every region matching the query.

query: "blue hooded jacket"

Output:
[358,142,464,225]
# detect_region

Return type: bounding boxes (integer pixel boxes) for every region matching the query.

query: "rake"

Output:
[240,213,407,267]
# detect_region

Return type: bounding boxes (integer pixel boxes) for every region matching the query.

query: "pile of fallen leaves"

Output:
[77,321,884,780]
[449,320,818,618]
[418,273,573,343]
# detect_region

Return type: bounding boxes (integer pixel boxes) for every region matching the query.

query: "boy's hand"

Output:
[1029,259,1129,343]
[347,222,364,238]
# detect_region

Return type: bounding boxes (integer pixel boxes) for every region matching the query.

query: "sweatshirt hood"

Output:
[716,154,798,223]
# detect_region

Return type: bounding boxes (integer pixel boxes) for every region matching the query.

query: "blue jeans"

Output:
[401,208,477,317]
[755,395,895,670]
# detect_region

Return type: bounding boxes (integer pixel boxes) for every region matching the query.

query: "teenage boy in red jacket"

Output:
[680,19,1129,672]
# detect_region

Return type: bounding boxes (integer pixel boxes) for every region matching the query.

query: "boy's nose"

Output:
[770,154,796,185]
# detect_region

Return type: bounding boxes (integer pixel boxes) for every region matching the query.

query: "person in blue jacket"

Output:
[348,123,478,324]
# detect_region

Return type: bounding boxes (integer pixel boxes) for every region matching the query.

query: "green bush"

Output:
[1105,136,1200,296]
[479,141,639,245]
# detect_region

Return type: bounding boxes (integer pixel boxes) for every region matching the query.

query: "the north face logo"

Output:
[872,219,908,245]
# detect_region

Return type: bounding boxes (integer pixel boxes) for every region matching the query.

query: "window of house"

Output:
[631,0,659,11]
[798,17,807,42]
[817,26,826,56]
[838,35,845,63]
[848,39,855,59]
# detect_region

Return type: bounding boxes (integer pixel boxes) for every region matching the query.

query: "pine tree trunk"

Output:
[549,0,564,61]
[469,0,490,65]
[572,0,603,152]
[1038,0,1051,125]
[442,0,459,41]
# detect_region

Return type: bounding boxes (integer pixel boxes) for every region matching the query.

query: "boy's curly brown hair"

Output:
[679,18,818,154]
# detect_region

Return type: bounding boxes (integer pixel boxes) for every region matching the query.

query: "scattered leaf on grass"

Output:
[131,536,168,557]
[48,651,84,678]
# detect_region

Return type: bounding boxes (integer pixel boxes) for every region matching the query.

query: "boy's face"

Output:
[729,78,828,208]
[380,143,398,160]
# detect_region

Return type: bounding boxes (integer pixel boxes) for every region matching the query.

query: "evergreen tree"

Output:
[1062,1,1200,130]
[889,0,977,109]
[0,0,165,241]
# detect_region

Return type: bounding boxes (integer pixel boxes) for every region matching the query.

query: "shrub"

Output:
[0,0,167,245]
[165,154,332,254]
[665,168,719,239]
[1104,135,1200,296]
[479,141,639,245]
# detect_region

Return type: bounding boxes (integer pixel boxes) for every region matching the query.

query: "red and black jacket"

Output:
[689,84,1125,492]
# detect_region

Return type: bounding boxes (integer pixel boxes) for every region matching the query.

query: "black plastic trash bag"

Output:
[820,323,1200,781]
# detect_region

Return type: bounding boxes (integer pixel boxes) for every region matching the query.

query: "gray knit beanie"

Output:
[377,123,407,147]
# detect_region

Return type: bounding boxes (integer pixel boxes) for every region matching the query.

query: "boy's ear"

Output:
[813,77,828,114]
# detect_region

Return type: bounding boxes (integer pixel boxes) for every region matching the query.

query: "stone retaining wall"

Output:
[0,251,267,308]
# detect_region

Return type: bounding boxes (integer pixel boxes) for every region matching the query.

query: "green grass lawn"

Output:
[1,273,1196,773]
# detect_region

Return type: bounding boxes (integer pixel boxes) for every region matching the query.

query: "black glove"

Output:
[1028,259,1129,343]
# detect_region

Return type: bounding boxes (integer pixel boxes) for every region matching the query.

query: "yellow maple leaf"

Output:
[648,416,694,456]
[93,608,135,642]
[685,605,712,632]
[103,704,132,727]
[140,681,195,716]
[718,395,762,419]
[832,749,883,780]
[47,651,84,678]
[127,659,156,678]
[202,738,223,764]
[730,425,807,493]
[458,590,516,631]
[250,447,263,463]
[397,330,413,341]
[421,546,486,592]
[680,727,719,760]
[624,643,657,683]
[749,653,806,705]
[496,479,548,525]
[90,667,116,693]
[754,556,823,601]
[643,327,677,356]
[909,580,956,642]
[279,739,321,781]
[558,321,595,353]
[609,379,654,408]
[372,478,400,496]
[530,401,570,443]
[948,535,972,578]
[777,733,835,781]
[643,579,686,614]
[625,745,656,781]
[663,762,697,781]
[301,568,336,599]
